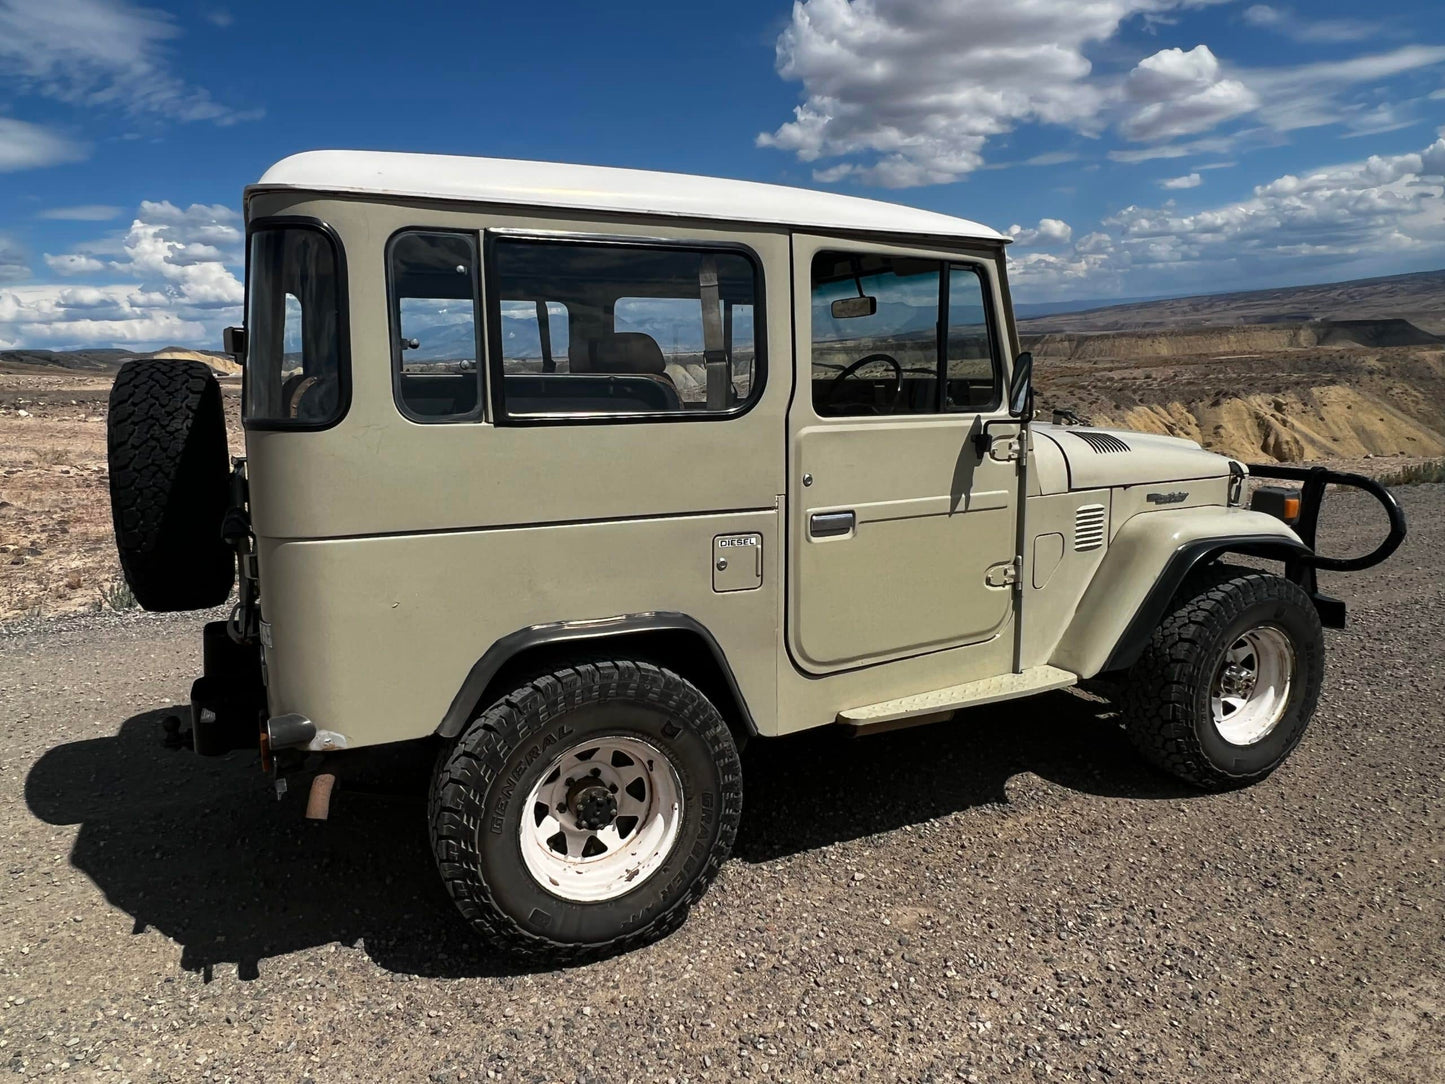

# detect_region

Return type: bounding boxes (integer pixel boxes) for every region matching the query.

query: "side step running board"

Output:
[838,665,1078,729]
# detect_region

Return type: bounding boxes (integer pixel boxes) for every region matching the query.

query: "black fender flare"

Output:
[1100,535,1317,674]
[435,611,758,741]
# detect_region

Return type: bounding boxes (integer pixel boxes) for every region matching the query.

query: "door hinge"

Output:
[985,558,1021,588]
[989,436,1023,463]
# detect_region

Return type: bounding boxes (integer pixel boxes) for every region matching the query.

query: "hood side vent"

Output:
[1074,504,1106,552]
[1076,431,1131,454]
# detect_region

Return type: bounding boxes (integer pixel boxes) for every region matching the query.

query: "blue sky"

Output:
[1,0,1443,349]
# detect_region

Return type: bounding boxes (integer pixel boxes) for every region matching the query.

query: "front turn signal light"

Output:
[1251,485,1303,526]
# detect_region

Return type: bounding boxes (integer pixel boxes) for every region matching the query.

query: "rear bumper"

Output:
[189,621,266,756]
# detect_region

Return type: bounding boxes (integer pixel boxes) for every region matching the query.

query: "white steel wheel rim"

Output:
[1210,625,1295,746]
[519,734,683,903]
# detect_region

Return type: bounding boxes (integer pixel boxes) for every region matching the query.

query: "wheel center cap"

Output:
[568,780,618,831]
[1220,663,1255,698]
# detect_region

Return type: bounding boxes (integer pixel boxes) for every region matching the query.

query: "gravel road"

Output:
[3,486,1442,1083]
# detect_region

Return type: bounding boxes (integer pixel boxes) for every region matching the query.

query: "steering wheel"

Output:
[822,353,903,415]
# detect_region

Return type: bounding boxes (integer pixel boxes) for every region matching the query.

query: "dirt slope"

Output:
[1033,340,1445,462]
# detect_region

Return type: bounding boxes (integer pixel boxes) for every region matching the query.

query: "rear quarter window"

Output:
[244,222,348,429]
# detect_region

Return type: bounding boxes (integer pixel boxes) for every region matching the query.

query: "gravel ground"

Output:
[2,486,1442,1083]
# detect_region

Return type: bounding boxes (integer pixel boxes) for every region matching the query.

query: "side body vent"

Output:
[1074,504,1106,552]
[1076,431,1131,454]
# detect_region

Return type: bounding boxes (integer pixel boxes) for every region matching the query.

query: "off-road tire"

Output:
[1121,565,1324,790]
[106,359,234,612]
[429,660,742,961]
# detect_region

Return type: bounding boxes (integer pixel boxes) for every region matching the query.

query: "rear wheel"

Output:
[1121,566,1325,790]
[429,660,742,960]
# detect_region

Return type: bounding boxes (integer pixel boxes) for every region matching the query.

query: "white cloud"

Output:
[0,116,88,171]
[762,1,1445,186]
[43,253,105,274]
[1246,46,1445,132]
[37,204,120,220]
[1008,218,1074,246]
[1013,137,1445,298]
[1108,134,1243,162]
[0,235,29,283]
[758,0,1239,187]
[1241,5,1379,44]
[1120,46,1259,141]
[0,0,258,124]
[1161,172,1203,188]
[0,199,243,349]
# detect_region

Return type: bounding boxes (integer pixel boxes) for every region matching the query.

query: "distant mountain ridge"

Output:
[1020,268,1445,336]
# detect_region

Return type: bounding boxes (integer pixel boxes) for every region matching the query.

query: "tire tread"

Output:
[1121,564,1323,790]
[428,660,741,961]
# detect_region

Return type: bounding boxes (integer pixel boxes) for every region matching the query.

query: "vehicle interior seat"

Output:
[586,332,683,409]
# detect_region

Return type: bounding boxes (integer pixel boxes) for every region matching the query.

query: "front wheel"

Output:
[429,660,742,960]
[1120,566,1325,790]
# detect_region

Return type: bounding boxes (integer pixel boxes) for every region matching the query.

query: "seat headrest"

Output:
[592,332,666,375]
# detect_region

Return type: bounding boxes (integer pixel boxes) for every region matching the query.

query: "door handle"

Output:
[809,511,856,538]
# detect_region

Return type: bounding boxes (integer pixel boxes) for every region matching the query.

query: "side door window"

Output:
[811,253,940,417]
[810,251,1001,418]
[945,264,1000,412]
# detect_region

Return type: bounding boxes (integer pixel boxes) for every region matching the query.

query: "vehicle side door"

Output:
[786,235,1021,673]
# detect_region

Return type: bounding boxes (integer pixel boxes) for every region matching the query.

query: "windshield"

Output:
[244,224,347,428]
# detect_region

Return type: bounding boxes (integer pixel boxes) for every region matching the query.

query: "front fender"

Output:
[1050,507,1308,679]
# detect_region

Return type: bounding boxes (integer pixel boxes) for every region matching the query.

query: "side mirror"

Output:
[1008,351,1033,418]
[831,296,877,320]
[222,326,246,361]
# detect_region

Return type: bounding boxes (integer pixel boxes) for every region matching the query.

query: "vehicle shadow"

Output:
[24,690,1193,981]
[735,686,1196,862]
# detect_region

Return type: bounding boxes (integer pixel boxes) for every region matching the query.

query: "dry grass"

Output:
[1376,457,1445,487]
[0,373,239,621]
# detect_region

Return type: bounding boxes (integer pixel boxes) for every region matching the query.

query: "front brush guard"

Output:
[1246,464,1408,627]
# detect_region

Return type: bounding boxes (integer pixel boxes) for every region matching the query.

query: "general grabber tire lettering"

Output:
[106,359,234,611]
[1121,564,1325,791]
[429,661,743,960]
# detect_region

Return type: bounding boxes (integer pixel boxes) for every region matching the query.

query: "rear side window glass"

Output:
[489,238,763,420]
[244,225,347,428]
[389,231,482,421]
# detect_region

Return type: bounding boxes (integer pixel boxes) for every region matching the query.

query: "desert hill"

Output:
[1025,270,1445,462]
[0,345,236,377]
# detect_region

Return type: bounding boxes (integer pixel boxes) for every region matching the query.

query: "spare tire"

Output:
[107,359,235,612]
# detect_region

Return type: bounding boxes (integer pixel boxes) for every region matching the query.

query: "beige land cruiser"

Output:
[105,151,1407,959]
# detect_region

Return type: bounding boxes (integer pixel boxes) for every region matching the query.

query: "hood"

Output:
[1033,424,1234,491]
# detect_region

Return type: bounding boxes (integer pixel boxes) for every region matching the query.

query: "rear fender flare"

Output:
[1051,508,1309,679]
[435,611,758,745]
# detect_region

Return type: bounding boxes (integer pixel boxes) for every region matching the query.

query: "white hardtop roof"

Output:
[254,150,1007,244]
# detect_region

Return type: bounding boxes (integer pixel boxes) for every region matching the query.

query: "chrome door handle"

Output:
[809,511,855,537]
